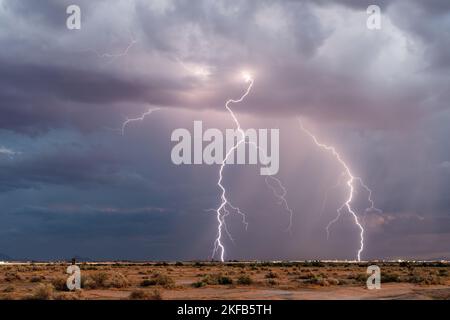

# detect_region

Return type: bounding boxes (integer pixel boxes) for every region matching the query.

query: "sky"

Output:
[0,0,449,261]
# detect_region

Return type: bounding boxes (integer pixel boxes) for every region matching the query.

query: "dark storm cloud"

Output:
[0,202,177,260]
[0,0,448,133]
[0,0,449,260]
[8,204,172,238]
[0,144,119,191]
[0,59,188,132]
[388,1,450,71]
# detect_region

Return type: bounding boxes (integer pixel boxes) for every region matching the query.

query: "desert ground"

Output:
[0,261,449,300]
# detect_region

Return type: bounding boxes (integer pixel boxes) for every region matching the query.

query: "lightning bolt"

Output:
[212,73,293,261]
[121,107,161,136]
[265,176,293,232]
[111,56,292,261]
[212,74,254,262]
[87,39,138,63]
[86,39,161,136]
[320,171,346,217]
[299,119,380,261]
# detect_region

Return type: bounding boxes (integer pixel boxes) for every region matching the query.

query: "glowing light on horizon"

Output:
[176,58,212,79]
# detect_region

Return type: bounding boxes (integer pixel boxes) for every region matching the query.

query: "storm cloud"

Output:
[0,0,449,260]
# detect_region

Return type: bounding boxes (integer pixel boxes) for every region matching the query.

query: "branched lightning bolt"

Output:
[325,177,382,241]
[320,171,346,217]
[212,77,254,262]
[299,119,380,261]
[87,39,138,63]
[265,176,294,232]
[121,107,161,136]
[205,208,237,243]
[84,38,159,136]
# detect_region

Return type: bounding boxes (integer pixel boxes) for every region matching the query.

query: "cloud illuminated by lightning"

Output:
[299,119,380,261]
[176,58,212,79]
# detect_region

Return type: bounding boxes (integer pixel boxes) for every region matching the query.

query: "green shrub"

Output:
[192,281,207,288]
[265,271,278,279]
[201,274,233,285]
[327,278,340,285]
[297,272,316,280]
[438,269,448,277]
[237,275,253,285]
[266,279,277,286]
[30,276,43,283]
[215,274,233,285]
[140,273,174,288]
[381,272,400,283]
[409,274,442,285]
[347,273,367,283]
[303,276,326,286]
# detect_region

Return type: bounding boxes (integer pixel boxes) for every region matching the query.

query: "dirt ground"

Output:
[0,261,449,300]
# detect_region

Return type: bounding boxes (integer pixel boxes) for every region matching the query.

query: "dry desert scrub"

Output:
[129,289,162,300]
[107,272,130,288]
[191,273,233,288]
[140,272,175,288]
[237,274,253,285]
[81,271,129,289]
[3,285,15,293]
[52,276,69,291]
[28,284,54,300]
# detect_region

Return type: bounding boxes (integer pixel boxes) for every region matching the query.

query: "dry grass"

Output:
[237,274,253,285]
[29,284,54,300]
[0,261,447,300]
[140,272,174,288]
[129,289,162,300]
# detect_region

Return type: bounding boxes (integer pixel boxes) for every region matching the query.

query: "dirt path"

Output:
[163,284,450,300]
